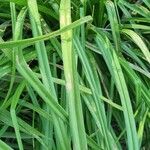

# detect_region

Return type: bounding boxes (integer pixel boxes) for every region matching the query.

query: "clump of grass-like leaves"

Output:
[0,0,149,150]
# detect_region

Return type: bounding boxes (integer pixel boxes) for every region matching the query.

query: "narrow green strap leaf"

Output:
[60,0,88,149]
[96,33,139,150]
[10,82,26,150]
[0,16,92,49]
[143,0,150,9]
[0,139,13,150]
[27,0,70,149]
[106,0,121,52]
[122,29,150,64]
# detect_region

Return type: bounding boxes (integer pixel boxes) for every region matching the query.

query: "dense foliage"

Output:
[0,0,150,150]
